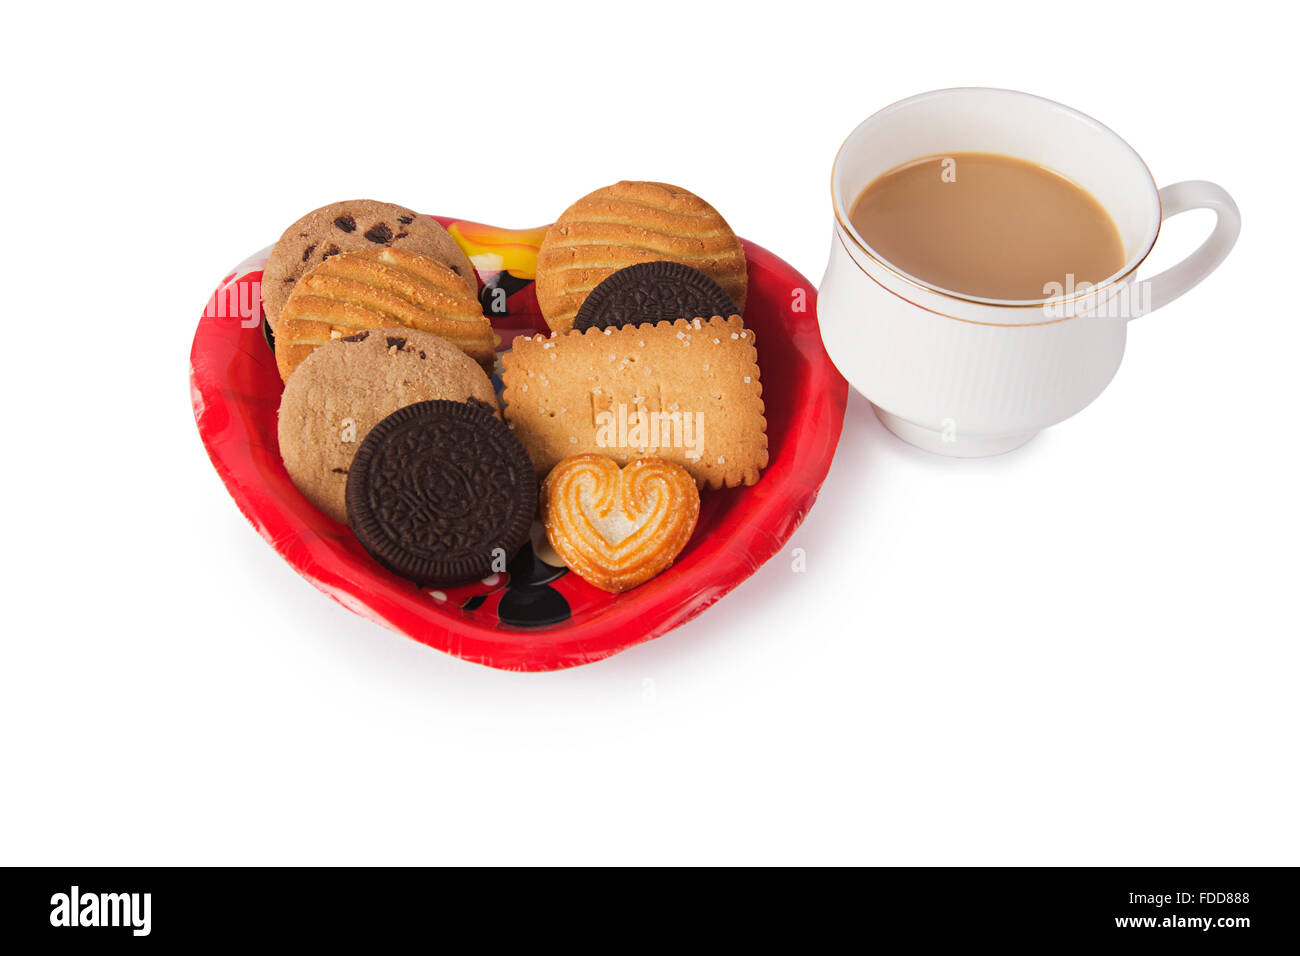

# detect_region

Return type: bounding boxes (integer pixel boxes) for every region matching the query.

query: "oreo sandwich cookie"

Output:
[572,261,740,332]
[345,400,537,586]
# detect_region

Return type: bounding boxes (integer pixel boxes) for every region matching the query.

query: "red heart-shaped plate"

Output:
[190,217,846,671]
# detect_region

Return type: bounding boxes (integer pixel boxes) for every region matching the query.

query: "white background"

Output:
[2,1,1295,865]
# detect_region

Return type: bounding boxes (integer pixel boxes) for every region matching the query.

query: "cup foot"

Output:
[871,405,1037,458]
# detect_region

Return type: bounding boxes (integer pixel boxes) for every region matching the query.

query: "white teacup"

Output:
[818,87,1240,457]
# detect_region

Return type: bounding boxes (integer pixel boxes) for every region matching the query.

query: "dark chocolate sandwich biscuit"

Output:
[345,400,536,586]
[572,261,740,332]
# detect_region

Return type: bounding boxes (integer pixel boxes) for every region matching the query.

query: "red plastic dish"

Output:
[190,217,847,671]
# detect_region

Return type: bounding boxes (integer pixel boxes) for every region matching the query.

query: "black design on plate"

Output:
[478,270,534,316]
[497,541,570,627]
[453,541,570,627]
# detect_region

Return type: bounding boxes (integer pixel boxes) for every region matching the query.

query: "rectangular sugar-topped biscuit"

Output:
[502,316,768,488]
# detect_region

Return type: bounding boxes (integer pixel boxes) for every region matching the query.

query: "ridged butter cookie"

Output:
[277,329,498,523]
[535,182,748,334]
[274,247,497,382]
[262,200,476,333]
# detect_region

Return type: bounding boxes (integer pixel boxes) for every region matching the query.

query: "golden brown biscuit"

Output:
[277,328,498,523]
[535,181,747,333]
[541,455,700,593]
[502,315,767,488]
[274,248,497,382]
[262,200,476,333]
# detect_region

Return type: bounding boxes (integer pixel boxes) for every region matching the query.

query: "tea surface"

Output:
[849,152,1126,300]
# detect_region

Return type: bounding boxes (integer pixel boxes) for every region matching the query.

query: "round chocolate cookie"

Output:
[572,261,740,332]
[345,400,537,586]
[262,199,477,333]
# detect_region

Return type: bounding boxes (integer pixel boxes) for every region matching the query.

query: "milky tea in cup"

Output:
[848,151,1125,302]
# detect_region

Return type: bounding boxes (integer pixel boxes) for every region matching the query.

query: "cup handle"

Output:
[1132,180,1240,320]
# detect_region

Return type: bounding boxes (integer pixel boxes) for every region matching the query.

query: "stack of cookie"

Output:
[269,184,768,596]
[270,200,530,586]
[512,181,768,592]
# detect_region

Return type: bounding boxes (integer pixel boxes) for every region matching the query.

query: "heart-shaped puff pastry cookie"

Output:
[541,455,700,593]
